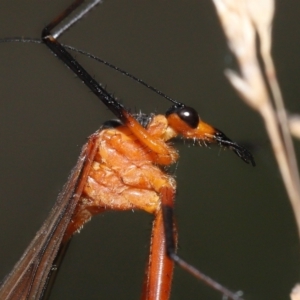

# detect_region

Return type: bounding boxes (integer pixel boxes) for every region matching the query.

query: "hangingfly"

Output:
[0,1,254,299]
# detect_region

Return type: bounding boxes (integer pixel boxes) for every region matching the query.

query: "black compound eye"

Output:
[177,106,200,129]
[166,105,200,129]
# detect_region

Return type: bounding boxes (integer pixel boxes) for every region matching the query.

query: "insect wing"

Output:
[0,132,99,300]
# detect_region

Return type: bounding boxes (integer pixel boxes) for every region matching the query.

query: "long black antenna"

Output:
[0,37,182,106]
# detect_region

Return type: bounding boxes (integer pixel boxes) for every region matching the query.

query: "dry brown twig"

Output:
[211,0,300,298]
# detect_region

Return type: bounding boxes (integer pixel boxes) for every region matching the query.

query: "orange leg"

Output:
[142,187,176,300]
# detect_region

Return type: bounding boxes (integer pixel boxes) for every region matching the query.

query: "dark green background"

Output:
[0,1,300,299]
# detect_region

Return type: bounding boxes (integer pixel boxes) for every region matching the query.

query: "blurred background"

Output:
[0,1,299,299]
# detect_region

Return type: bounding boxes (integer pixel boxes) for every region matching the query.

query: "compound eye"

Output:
[177,106,200,129]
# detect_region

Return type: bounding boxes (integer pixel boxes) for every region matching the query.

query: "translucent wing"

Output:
[0,132,99,300]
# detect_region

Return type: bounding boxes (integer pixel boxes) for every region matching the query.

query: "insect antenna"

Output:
[0,36,182,107]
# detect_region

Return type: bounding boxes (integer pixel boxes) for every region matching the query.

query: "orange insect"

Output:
[0,1,254,299]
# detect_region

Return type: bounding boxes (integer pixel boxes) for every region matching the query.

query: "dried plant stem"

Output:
[260,101,300,228]
[212,0,300,237]
[255,17,300,229]
[263,57,300,192]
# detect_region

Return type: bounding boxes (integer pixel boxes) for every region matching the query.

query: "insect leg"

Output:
[160,186,245,300]
[141,186,176,300]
